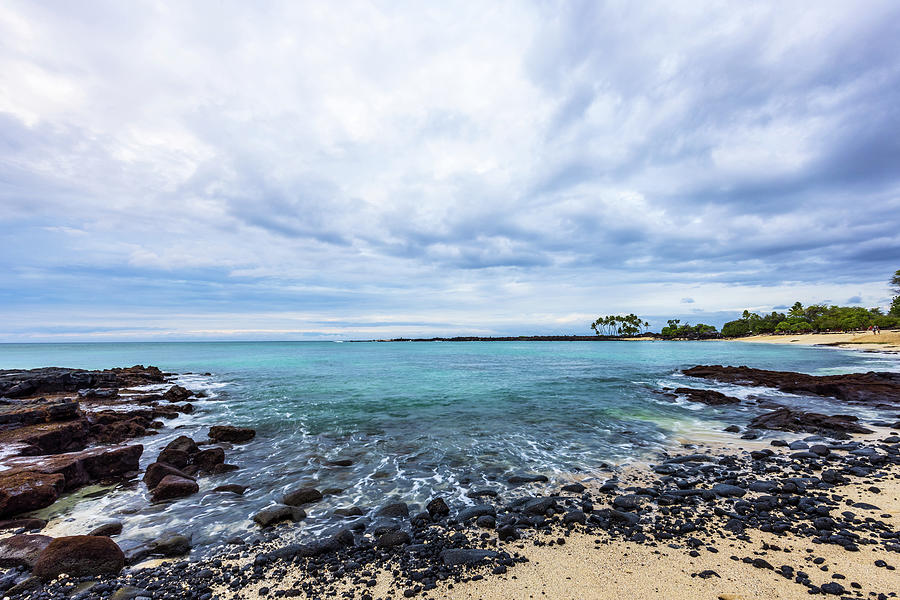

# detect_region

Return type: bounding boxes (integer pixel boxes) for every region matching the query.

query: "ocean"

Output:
[1,340,896,554]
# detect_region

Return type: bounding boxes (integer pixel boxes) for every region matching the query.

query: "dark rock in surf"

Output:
[208,425,256,443]
[673,387,741,405]
[748,408,872,439]
[150,475,199,502]
[283,487,323,507]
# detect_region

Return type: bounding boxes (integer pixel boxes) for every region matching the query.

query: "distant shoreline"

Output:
[362,335,649,342]
[732,329,900,353]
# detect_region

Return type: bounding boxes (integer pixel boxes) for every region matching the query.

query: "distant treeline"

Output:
[659,319,719,339]
[721,302,900,337]
[591,301,900,340]
[591,315,719,339]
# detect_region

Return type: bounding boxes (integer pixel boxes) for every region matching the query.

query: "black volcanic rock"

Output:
[748,408,872,439]
[683,365,900,405]
[672,387,741,405]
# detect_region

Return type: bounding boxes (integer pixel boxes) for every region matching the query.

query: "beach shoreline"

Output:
[731,330,900,354]
[1,348,899,600]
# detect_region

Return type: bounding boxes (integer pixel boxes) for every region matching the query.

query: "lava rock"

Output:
[283,487,323,507]
[0,534,53,568]
[253,505,306,527]
[150,475,199,502]
[208,425,256,443]
[88,521,123,537]
[32,535,124,579]
[426,497,450,518]
[150,533,191,557]
[440,548,499,566]
[377,502,410,518]
[143,462,195,490]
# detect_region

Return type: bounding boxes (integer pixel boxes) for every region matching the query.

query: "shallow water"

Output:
[0,340,895,552]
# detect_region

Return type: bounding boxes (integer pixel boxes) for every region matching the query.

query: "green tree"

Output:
[891,269,900,295]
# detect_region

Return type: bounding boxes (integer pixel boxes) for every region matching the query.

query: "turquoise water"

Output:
[1,341,896,551]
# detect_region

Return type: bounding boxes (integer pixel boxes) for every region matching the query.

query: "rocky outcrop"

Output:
[208,425,256,443]
[32,535,124,579]
[0,445,142,518]
[0,398,80,427]
[671,387,741,406]
[0,418,91,455]
[0,366,164,399]
[683,365,900,405]
[749,408,873,439]
[143,435,239,503]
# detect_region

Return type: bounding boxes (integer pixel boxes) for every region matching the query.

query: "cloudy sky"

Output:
[1,1,899,341]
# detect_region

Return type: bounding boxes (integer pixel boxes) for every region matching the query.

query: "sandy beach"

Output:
[211,455,899,600]
[733,330,900,353]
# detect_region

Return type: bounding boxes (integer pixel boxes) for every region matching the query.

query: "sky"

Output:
[1,1,899,341]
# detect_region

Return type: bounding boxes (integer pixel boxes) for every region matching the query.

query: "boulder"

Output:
[522,497,555,515]
[193,447,225,471]
[375,531,410,548]
[376,502,409,518]
[88,521,123,537]
[0,471,64,518]
[163,385,192,402]
[156,436,199,468]
[283,487,323,507]
[208,425,256,443]
[210,463,239,474]
[426,497,450,518]
[0,534,53,568]
[150,475,199,502]
[32,535,124,579]
[458,504,496,521]
[561,482,586,493]
[253,505,306,527]
[712,483,746,498]
[143,462,195,490]
[150,533,190,557]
